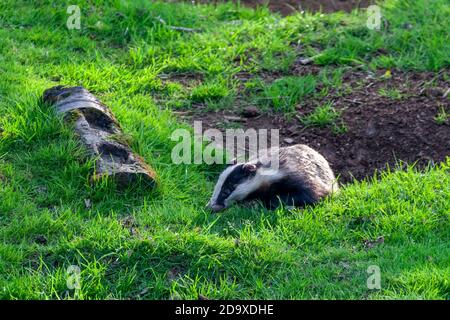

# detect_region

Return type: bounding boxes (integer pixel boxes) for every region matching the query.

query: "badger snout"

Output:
[207,203,225,213]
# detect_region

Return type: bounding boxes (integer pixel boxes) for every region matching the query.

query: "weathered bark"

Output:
[43,86,156,189]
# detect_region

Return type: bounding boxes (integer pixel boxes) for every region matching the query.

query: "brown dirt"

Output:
[176,67,450,183]
[238,0,376,15]
[187,0,376,15]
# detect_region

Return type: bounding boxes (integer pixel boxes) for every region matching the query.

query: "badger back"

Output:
[280,144,338,198]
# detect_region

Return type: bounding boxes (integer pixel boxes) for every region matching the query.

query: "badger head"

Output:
[207,159,284,212]
[207,162,261,212]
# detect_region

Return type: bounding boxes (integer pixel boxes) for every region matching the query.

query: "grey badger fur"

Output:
[207,144,338,212]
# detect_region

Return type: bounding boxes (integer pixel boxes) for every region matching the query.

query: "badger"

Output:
[207,144,338,212]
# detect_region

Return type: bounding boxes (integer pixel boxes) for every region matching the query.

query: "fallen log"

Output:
[43,86,156,189]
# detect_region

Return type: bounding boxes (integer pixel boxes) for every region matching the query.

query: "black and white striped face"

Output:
[207,163,260,212]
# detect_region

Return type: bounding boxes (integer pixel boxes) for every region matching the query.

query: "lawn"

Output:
[0,0,449,299]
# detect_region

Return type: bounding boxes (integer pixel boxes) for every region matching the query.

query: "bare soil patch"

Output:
[238,0,376,15]
[179,0,375,15]
[177,67,450,183]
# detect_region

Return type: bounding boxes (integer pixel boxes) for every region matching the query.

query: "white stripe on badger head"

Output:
[209,164,240,206]
[225,167,285,206]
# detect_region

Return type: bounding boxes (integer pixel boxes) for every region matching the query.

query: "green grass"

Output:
[264,76,317,113]
[313,0,450,71]
[434,106,449,125]
[300,102,343,130]
[190,78,232,105]
[378,87,403,100]
[0,0,449,300]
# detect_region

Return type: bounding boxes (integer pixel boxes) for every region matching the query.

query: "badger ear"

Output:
[243,163,258,173]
